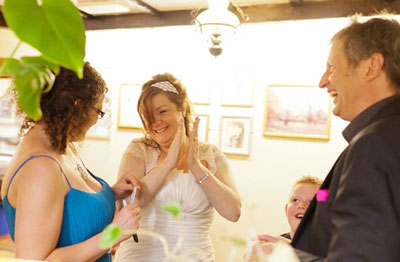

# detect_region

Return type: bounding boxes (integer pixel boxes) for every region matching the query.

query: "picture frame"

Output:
[221,69,254,107]
[187,81,211,105]
[86,111,111,140]
[0,78,16,124]
[263,85,331,140]
[220,116,251,156]
[194,114,209,142]
[117,84,143,129]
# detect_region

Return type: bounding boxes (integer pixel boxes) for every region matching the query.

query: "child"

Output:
[282,176,322,239]
[244,176,322,261]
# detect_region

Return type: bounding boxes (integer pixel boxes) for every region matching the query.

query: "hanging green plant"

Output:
[2,0,85,76]
[0,0,85,120]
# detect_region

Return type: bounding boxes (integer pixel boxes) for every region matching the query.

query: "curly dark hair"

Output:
[16,62,107,154]
[137,72,193,148]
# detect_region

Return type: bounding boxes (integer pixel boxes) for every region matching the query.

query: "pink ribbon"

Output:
[316,189,329,202]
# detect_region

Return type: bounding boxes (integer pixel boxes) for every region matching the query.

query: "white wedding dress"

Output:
[115,139,230,262]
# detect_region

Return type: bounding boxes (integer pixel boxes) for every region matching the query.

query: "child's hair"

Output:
[292,175,323,188]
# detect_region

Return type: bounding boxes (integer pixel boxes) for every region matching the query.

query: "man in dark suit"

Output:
[247,15,400,262]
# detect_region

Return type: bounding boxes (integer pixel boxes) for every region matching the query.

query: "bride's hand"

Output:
[187,116,201,169]
[164,117,185,169]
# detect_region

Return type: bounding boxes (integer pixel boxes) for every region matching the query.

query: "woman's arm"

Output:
[117,152,174,206]
[187,118,241,222]
[47,202,141,262]
[118,121,184,206]
[14,157,140,262]
[189,159,242,222]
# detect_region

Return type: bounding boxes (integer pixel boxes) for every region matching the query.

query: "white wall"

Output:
[81,18,353,261]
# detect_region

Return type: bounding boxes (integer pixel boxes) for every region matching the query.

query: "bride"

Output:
[114,73,241,261]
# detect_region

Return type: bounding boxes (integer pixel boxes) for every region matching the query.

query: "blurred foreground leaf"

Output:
[221,235,247,247]
[0,57,59,120]
[3,0,85,77]
[162,202,182,218]
[100,224,122,249]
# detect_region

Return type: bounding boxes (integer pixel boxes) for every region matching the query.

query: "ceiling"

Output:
[1,0,399,30]
[74,0,312,15]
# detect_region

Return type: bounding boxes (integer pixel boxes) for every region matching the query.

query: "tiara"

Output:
[151,81,179,94]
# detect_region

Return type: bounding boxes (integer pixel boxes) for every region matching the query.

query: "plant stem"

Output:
[123,229,170,257]
[10,40,22,58]
[171,217,184,255]
[178,247,208,261]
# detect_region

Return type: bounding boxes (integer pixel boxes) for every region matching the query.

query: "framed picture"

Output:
[86,111,111,140]
[220,116,251,156]
[194,114,209,142]
[117,84,143,129]
[187,80,211,105]
[264,85,331,140]
[0,78,16,124]
[221,69,254,107]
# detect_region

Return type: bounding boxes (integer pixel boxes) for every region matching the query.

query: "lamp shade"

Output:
[196,9,240,36]
[193,0,242,57]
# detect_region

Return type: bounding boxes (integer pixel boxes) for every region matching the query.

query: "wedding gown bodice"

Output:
[115,139,230,262]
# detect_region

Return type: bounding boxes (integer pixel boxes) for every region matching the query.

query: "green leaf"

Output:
[0,58,25,77]
[22,56,60,75]
[100,224,122,249]
[221,235,247,247]
[14,67,43,121]
[162,202,182,217]
[1,58,57,120]
[21,56,57,93]
[3,0,85,78]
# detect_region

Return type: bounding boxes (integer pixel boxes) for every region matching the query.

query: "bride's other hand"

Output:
[164,117,184,169]
[187,116,201,169]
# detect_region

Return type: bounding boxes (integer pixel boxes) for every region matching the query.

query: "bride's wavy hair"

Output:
[137,72,193,148]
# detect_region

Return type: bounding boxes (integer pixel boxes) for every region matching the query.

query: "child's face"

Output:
[285,183,319,236]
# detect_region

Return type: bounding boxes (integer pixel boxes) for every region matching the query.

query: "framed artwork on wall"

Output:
[187,81,211,105]
[220,116,251,156]
[263,85,331,140]
[118,83,143,129]
[194,114,209,142]
[221,68,254,107]
[86,111,111,140]
[0,78,16,124]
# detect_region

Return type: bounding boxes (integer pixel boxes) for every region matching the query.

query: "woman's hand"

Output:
[112,202,141,242]
[187,116,201,169]
[258,234,291,244]
[246,242,275,261]
[163,117,184,169]
[112,175,142,200]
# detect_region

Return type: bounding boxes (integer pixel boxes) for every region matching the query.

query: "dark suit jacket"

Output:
[291,95,400,262]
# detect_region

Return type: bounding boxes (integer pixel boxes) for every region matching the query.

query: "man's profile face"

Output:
[319,40,366,121]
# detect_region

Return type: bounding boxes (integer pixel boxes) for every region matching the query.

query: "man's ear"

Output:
[285,203,289,218]
[365,52,384,82]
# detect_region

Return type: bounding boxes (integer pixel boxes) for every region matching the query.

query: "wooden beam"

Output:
[134,0,161,15]
[241,0,400,23]
[84,10,194,30]
[1,0,399,31]
[84,0,400,30]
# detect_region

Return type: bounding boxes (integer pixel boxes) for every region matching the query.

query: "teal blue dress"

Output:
[2,155,115,262]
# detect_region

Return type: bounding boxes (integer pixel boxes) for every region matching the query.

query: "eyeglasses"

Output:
[92,106,105,119]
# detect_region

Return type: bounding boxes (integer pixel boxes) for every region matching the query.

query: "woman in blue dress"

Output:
[0,62,141,262]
